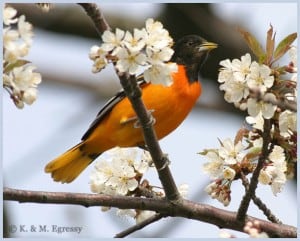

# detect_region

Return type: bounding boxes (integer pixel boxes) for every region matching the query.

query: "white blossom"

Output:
[4,65,41,108]
[117,209,136,219]
[291,73,297,82]
[288,46,297,82]
[218,138,245,165]
[246,62,274,93]
[11,65,41,91]
[247,93,277,119]
[3,5,41,109]
[289,46,297,70]
[218,54,252,103]
[218,59,234,83]
[202,150,224,179]
[89,45,108,73]
[101,28,125,54]
[222,167,236,181]
[146,46,174,65]
[220,79,249,103]
[18,15,33,45]
[219,230,234,238]
[3,5,18,25]
[279,110,297,137]
[3,28,29,63]
[106,160,139,195]
[92,57,108,73]
[123,28,147,52]
[218,54,277,114]
[202,138,243,183]
[231,53,252,81]
[144,62,177,86]
[258,145,287,195]
[244,221,269,238]
[245,111,264,131]
[89,18,177,86]
[145,18,173,50]
[178,183,189,198]
[116,48,146,75]
[90,147,150,196]
[133,151,151,174]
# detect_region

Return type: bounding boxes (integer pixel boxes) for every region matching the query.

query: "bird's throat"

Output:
[185,64,201,83]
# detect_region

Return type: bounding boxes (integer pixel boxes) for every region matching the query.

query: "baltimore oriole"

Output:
[45,35,217,183]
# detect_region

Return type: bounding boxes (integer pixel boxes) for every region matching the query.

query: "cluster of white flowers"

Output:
[219,221,269,238]
[202,138,245,206]
[90,147,151,196]
[244,220,269,238]
[258,145,287,195]
[201,135,289,205]
[89,18,177,86]
[3,5,41,109]
[205,43,297,205]
[90,147,189,223]
[218,53,277,119]
[219,48,297,140]
[202,139,244,181]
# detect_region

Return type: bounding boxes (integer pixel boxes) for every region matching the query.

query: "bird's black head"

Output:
[171,35,217,82]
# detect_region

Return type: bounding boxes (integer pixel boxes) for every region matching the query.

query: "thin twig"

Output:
[77,3,111,37]
[3,187,296,238]
[114,213,165,238]
[240,172,282,224]
[236,119,272,221]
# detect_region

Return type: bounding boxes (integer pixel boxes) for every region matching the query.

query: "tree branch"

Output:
[114,213,165,238]
[118,74,180,201]
[77,3,180,201]
[240,172,282,224]
[77,3,110,37]
[236,119,272,221]
[3,188,296,238]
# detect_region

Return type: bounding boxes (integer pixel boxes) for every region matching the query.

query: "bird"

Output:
[45,35,217,183]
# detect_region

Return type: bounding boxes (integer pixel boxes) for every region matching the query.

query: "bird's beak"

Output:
[198,41,218,52]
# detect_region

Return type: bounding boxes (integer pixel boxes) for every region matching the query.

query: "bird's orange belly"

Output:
[85,74,201,153]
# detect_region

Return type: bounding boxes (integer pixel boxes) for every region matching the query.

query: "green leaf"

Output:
[198,149,217,156]
[273,32,297,62]
[4,60,31,73]
[266,24,275,65]
[234,128,248,145]
[245,147,261,161]
[238,27,266,60]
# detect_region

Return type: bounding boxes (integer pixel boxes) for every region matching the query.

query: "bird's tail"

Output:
[44,142,100,183]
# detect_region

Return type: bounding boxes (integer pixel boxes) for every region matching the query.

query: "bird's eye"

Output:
[186,41,194,46]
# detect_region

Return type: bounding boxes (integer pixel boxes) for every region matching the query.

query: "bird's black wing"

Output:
[81,77,147,140]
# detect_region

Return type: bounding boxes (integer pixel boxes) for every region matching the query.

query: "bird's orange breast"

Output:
[85,65,201,152]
